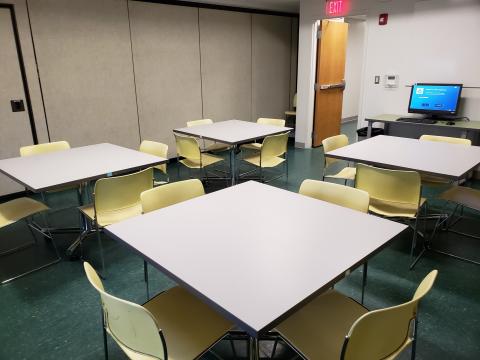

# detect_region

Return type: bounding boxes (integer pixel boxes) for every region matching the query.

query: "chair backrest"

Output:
[141,179,205,214]
[341,270,438,360]
[261,132,289,159]
[419,134,471,146]
[355,163,421,206]
[299,179,369,213]
[94,168,153,224]
[174,134,201,160]
[322,134,349,167]
[257,118,286,127]
[186,119,213,127]
[20,141,70,157]
[139,140,168,174]
[83,262,167,360]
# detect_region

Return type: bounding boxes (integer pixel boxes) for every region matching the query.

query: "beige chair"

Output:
[83,262,233,360]
[322,134,356,185]
[419,135,471,185]
[355,163,425,269]
[242,132,289,183]
[174,133,224,181]
[80,168,154,273]
[0,197,59,284]
[275,270,438,360]
[240,118,286,152]
[139,140,169,186]
[299,179,370,303]
[187,119,230,153]
[19,140,70,157]
[140,179,205,298]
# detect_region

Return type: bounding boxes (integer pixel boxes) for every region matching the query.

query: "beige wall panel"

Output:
[129,2,202,158]
[290,17,298,109]
[252,14,292,120]
[28,0,139,149]
[199,9,252,122]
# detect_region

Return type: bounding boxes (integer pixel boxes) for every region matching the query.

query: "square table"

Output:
[0,143,167,192]
[325,135,480,181]
[105,181,407,349]
[173,120,292,185]
[0,143,167,255]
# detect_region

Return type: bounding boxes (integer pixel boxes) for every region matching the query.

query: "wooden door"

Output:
[312,20,348,147]
[0,7,36,195]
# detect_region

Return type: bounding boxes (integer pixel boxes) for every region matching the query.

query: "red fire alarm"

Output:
[379,13,388,25]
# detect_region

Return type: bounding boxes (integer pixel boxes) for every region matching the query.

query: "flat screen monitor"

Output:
[408,83,462,117]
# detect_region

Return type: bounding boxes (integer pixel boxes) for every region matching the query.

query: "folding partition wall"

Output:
[25,0,298,156]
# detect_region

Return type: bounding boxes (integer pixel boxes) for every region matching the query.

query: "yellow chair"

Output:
[419,135,471,185]
[322,134,356,185]
[19,140,70,157]
[0,197,59,284]
[83,262,233,360]
[299,179,369,213]
[242,132,289,183]
[419,134,471,146]
[174,134,224,181]
[299,179,370,303]
[140,179,205,298]
[187,119,231,153]
[139,140,169,186]
[275,270,438,360]
[240,118,286,152]
[80,168,154,273]
[355,163,425,269]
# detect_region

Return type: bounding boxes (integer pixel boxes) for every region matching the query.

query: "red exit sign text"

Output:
[325,0,349,16]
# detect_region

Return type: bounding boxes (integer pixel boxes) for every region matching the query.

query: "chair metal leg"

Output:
[361,262,368,305]
[102,310,109,360]
[411,317,418,360]
[271,338,279,359]
[144,260,150,300]
[409,213,421,270]
[95,224,106,276]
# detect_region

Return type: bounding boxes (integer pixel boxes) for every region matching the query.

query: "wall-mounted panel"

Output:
[129,2,202,157]
[28,0,139,148]
[252,14,292,120]
[199,9,252,122]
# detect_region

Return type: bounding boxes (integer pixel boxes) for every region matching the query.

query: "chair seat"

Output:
[243,154,285,168]
[204,142,231,153]
[0,197,49,229]
[276,290,368,360]
[440,186,480,212]
[143,286,233,360]
[240,142,262,151]
[369,197,426,218]
[79,203,143,227]
[325,167,356,181]
[180,153,223,169]
[421,173,450,186]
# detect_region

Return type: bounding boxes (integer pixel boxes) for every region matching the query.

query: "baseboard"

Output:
[342,116,358,124]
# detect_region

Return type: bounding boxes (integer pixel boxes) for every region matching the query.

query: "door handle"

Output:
[315,80,346,91]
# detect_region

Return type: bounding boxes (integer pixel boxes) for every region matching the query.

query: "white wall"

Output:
[342,19,366,119]
[297,0,480,147]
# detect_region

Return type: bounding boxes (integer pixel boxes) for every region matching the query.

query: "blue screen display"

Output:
[409,84,461,113]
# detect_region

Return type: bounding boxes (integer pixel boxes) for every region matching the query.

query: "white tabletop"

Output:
[326,135,480,180]
[173,120,292,145]
[0,143,167,192]
[105,181,406,337]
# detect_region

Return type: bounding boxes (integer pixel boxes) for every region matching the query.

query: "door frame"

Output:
[0,3,38,144]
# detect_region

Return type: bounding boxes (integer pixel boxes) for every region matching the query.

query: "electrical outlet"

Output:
[374,76,380,84]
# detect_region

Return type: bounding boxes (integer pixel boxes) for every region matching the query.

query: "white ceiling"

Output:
[179,0,300,13]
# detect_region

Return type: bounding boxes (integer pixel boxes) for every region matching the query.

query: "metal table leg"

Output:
[230,145,238,186]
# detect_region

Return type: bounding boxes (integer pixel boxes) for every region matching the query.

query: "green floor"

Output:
[1,121,479,359]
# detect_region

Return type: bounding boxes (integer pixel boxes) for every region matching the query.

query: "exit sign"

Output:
[325,0,349,17]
